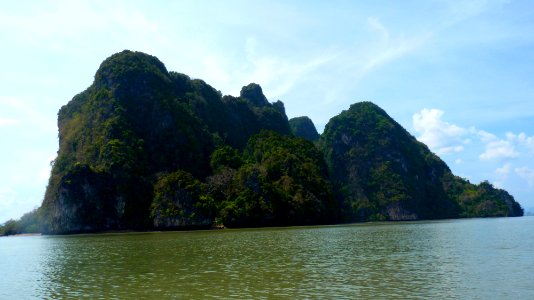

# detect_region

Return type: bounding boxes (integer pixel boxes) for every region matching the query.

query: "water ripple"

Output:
[1,217,534,299]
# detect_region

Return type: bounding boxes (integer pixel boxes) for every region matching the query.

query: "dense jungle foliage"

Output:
[3,50,521,235]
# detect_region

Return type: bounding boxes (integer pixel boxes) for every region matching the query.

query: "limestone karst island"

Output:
[2,50,523,235]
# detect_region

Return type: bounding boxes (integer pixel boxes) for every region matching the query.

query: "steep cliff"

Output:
[40,50,297,233]
[289,116,320,142]
[38,51,523,234]
[320,102,523,221]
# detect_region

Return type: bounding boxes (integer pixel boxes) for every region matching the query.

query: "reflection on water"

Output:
[1,217,533,299]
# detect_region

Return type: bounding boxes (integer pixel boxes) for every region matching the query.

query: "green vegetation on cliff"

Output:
[150,170,213,229]
[320,102,523,221]
[213,132,336,227]
[443,175,524,217]
[289,116,320,142]
[18,50,521,235]
[320,102,458,221]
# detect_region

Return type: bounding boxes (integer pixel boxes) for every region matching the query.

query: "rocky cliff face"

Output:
[289,116,320,142]
[39,51,523,234]
[40,50,297,234]
[320,102,523,221]
[47,165,117,234]
[240,83,270,107]
[320,102,459,221]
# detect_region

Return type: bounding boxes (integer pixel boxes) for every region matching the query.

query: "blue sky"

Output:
[1,0,533,222]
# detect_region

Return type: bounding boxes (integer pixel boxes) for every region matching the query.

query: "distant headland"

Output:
[1,50,523,236]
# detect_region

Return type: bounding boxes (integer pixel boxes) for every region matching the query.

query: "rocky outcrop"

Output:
[240,83,269,107]
[44,164,118,234]
[289,116,320,142]
[40,51,295,234]
[320,102,523,221]
[320,102,460,222]
[38,51,523,234]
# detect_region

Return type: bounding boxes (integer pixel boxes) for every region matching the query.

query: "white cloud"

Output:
[412,107,529,164]
[412,108,467,155]
[507,132,534,154]
[439,145,464,155]
[231,37,339,99]
[493,163,512,188]
[38,154,56,183]
[0,97,57,133]
[0,0,532,220]
[0,188,17,205]
[0,118,19,126]
[367,17,390,42]
[0,187,40,223]
[515,167,534,187]
[0,1,164,50]
[360,17,432,77]
[479,139,519,160]
[473,128,497,143]
[411,108,515,161]
[478,129,533,161]
[496,163,512,175]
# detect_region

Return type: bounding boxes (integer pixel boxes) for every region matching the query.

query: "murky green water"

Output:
[1,217,533,299]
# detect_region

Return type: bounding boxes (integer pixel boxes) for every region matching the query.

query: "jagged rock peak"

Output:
[289,116,320,142]
[347,101,388,115]
[240,83,269,107]
[94,50,171,90]
[273,100,286,115]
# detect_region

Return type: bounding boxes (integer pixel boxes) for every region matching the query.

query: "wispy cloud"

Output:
[0,118,19,126]
[0,97,56,134]
[475,129,497,143]
[361,17,432,76]
[494,163,511,188]
[496,163,512,176]
[507,132,534,154]
[0,1,163,49]
[0,0,533,219]
[309,16,434,108]
[515,166,534,187]
[0,186,41,223]
[237,37,340,99]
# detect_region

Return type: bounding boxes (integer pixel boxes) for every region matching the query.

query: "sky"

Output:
[1,0,534,222]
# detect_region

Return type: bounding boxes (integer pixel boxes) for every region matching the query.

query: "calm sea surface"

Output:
[1,217,533,299]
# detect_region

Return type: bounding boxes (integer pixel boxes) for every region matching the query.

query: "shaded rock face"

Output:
[39,51,523,234]
[41,51,212,233]
[320,102,459,222]
[46,165,118,234]
[504,196,524,216]
[240,83,269,107]
[289,116,320,142]
[386,203,418,221]
[41,51,295,234]
[272,100,286,115]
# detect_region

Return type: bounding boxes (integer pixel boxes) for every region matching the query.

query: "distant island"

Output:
[1,50,523,235]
